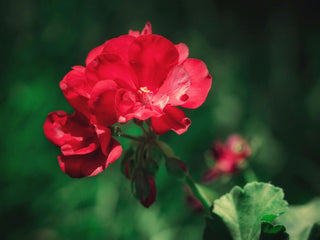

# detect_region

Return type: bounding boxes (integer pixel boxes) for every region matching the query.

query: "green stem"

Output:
[243,164,258,183]
[185,175,212,214]
[120,133,143,142]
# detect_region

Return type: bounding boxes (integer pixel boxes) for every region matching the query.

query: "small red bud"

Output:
[132,172,157,208]
[140,176,156,208]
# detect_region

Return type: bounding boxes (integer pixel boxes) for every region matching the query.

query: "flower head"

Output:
[60,22,212,135]
[203,134,252,182]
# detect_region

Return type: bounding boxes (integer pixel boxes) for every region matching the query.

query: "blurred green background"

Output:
[1,0,319,239]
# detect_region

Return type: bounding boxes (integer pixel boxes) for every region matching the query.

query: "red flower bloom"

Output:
[43,111,122,178]
[60,22,212,135]
[203,134,252,182]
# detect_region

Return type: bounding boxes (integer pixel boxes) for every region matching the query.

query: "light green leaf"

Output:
[212,182,288,240]
[276,198,320,240]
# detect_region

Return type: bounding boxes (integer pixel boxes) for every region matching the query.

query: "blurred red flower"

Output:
[203,134,252,182]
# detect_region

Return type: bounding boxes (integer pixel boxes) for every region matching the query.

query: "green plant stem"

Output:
[185,175,212,214]
[120,133,143,142]
[243,164,258,183]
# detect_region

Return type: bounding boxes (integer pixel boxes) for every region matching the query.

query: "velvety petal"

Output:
[175,43,189,64]
[154,65,190,106]
[181,58,212,109]
[211,141,225,160]
[128,22,152,37]
[44,111,69,146]
[128,30,140,37]
[85,43,106,66]
[105,137,123,164]
[89,80,119,127]
[116,89,162,122]
[101,35,136,63]
[225,134,252,159]
[86,53,136,89]
[128,35,179,91]
[44,111,99,156]
[58,148,108,178]
[151,106,191,135]
[59,66,92,118]
[94,126,122,164]
[141,22,152,35]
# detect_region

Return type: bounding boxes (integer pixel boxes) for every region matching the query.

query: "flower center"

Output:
[138,86,153,94]
[138,86,153,105]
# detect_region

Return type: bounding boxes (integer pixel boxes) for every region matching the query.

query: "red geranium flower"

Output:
[43,111,122,178]
[203,134,252,182]
[60,22,212,135]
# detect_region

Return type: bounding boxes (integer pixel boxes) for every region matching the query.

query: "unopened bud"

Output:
[132,172,156,208]
[165,157,187,179]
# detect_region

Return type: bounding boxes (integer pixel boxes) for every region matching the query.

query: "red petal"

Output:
[141,22,152,35]
[58,148,107,178]
[86,53,136,90]
[151,106,191,135]
[115,89,162,122]
[105,138,122,165]
[44,111,69,146]
[101,35,136,63]
[89,80,119,127]
[128,35,179,91]
[59,66,93,118]
[128,22,152,37]
[128,30,140,37]
[181,59,212,109]
[86,43,106,66]
[94,126,123,164]
[44,111,99,156]
[202,168,222,183]
[154,65,190,106]
[175,43,189,64]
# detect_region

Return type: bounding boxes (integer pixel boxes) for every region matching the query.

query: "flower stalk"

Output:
[185,175,212,214]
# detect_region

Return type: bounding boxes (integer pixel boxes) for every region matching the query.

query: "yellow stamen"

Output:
[138,86,153,94]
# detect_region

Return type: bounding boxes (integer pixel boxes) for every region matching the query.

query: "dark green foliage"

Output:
[259,222,289,240]
[203,214,233,240]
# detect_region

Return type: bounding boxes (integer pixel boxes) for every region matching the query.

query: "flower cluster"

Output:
[185,134,252,211]
[203,134,252,182]
[44,22,212,207]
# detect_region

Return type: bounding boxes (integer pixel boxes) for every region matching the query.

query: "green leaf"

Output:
[259,222,289,240]
[276,198,320,240]
[212,182,288,240]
